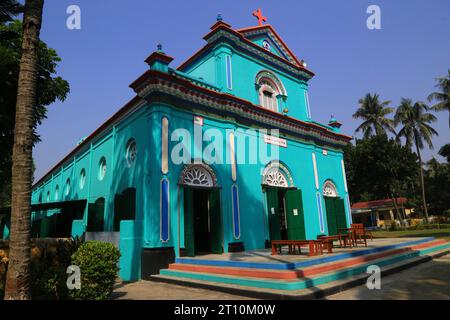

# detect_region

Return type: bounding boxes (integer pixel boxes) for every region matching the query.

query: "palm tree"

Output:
[428,70,450,128]
[353,93,396,138]
[0,0,22,24]
[394,98,438,222]
[4,0,44,300]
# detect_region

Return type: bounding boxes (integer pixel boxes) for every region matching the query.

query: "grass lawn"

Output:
[373,228,450,242]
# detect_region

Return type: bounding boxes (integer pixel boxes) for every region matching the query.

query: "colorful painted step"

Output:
[155,239,450,292]
[168,239,448,280]
[174,237,436,270]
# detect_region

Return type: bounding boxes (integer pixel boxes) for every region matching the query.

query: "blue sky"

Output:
[32,0,450,180]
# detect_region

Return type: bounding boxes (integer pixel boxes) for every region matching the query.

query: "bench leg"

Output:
[308,241,315,256]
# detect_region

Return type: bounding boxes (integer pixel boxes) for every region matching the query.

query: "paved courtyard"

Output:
[326,253,450,300]
[113,253,450,300]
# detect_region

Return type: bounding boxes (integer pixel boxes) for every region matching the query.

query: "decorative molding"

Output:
[178,163,218,188]
[161,117,169,174]
[262,161,294,188]
[229,132,237,182]
[231,184,241,239]
[204,29,313,80]
[160,178,170,242]
[132,72,352,149]
[255,70,287,96]
[323,180,338,197]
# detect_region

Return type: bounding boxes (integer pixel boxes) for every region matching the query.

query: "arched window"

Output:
[98,157,107,181]
[255,70,287,113]
[262,161,294,188]
[179,163,218,188]
[323,180,338,197]
[258,79,279,112]
[126,139,137,167]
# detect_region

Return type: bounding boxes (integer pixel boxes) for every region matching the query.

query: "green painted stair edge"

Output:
[159,243,450,291]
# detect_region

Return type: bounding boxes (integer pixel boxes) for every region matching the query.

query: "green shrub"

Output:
[69,241,120,300]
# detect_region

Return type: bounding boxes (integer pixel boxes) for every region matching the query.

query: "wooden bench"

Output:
[271,240,323,256]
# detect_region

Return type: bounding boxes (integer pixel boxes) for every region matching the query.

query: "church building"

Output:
[23,12,353,281]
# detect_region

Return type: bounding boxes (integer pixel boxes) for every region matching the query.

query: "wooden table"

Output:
[271,240,323,256]
[317,234,352,254]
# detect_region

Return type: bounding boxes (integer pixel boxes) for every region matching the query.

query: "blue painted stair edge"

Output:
[162,243,450,291]
[175,237,436,270]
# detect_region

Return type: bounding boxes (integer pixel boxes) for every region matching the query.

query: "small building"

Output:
[3,13,354,281]
[351,198,414,229]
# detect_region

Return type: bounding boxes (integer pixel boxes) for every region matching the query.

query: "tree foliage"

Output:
[0,20,69,206]
[344,135,419,204]
[428,69,450,128]
[352,93,396,138]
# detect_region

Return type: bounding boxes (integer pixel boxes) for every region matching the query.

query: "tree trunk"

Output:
[4,0,44,300]
[390,192,404,227]
[414,133,429,224]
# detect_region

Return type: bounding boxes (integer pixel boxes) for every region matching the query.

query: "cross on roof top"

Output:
[252,8,267,26]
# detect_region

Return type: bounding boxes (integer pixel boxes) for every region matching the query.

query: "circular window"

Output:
[126,139,137,167]
[98,157,107,181]
[262,40,271,51]
[65,178,71,196]
[54,185,59,201]
[79,169,86,189]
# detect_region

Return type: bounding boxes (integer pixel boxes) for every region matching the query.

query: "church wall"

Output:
[183,44,311,122]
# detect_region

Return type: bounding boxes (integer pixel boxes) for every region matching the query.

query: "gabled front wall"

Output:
[184,44,312,122]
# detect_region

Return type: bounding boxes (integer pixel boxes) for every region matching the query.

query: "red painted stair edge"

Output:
[167,239,447,280]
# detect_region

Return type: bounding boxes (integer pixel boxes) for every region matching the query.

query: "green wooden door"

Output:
[324,196,337,235]
[266,188,281,240]
[183,188,195,257]
[209,189,222,254]
[284,189,306,240]
[335,198,348,230]
[324,197,347,235]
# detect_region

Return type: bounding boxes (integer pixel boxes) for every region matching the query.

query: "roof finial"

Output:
[157,43,163,52]
[252,8,267,26]
[217,13,223,22]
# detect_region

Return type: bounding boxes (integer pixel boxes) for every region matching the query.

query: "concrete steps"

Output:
[151,238,450,299]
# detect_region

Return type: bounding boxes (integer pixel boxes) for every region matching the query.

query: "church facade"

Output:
[27,15,353,281]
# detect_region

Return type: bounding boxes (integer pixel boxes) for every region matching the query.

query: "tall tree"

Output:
[428,70,450,128]
[0,20,69,207]
[5,0,45,300]
[439,143,450,163]
[395,98,439,222]
[344,135,418,213]
[353,93,396,138]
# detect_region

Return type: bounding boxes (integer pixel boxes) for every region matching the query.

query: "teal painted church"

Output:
[2,14,353,281]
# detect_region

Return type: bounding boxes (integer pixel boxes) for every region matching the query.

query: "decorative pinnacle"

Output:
[217,13,223,21]
[157,43,163,52]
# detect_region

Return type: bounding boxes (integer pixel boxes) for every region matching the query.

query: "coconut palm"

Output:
[353,93,396,138]
[4,0,44,300]
[394,98,438,222]
[428,70,450,128]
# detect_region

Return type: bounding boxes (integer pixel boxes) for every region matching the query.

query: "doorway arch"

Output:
[179,163,222,256]
[262,162,306,241]
[322,180,347,235]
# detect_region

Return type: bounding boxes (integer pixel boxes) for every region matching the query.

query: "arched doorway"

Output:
[87,197,105,232]
[322,180,347,235]
[263,162,306,241]
[179,163,222,256]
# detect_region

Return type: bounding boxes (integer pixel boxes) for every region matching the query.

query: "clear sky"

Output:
[32,0,450,181]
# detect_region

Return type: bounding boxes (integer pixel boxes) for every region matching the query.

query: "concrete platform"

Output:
[151,237,450,299]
